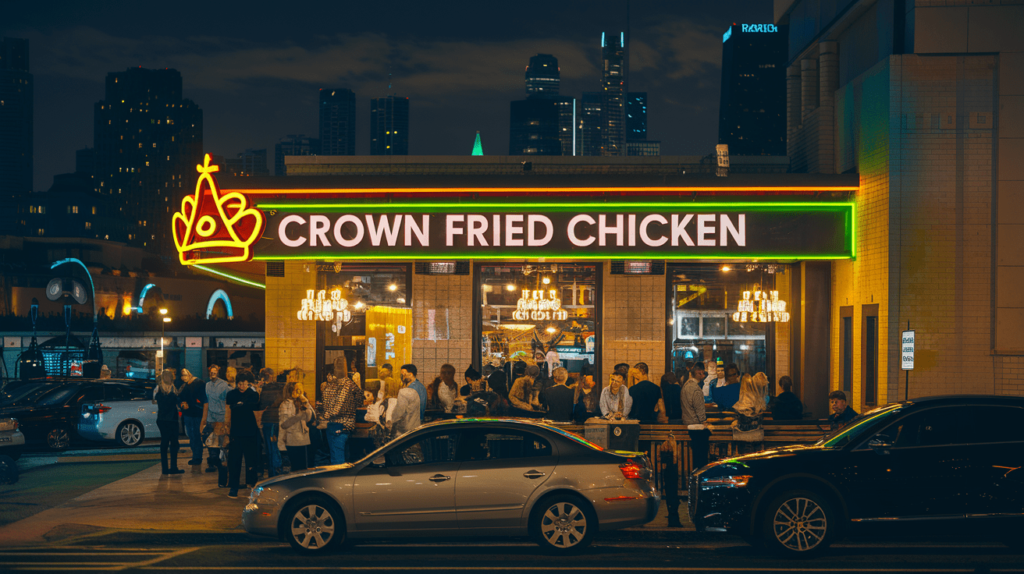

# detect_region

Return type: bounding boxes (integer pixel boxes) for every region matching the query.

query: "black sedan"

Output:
[0,380,153,450]
[690,395,1024,556]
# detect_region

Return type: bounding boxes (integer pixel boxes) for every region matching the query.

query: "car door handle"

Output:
[429,474,451,482]
[524,470,546,479]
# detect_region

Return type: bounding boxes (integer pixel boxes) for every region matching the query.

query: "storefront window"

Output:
[669,263,786,378]
[316,264,410,398]
[478,263,598,379]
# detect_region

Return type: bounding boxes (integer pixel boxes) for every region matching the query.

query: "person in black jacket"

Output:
[225,370,260,498]
[769,376,804,420]
[541,368,575,422]
[154,370,184,475]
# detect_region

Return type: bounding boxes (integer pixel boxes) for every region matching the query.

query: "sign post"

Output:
[901,323,914,401]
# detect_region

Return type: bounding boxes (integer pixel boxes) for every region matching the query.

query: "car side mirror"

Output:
[372,456,386,468]
[868,435,892,452]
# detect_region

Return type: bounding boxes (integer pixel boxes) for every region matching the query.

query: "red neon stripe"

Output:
[229,186,858,196]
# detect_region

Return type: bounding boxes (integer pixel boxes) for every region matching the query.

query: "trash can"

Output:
[584,417,640,451]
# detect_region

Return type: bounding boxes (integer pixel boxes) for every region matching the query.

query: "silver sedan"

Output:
[243,419,660,553]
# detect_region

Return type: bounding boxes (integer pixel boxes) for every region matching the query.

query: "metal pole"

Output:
[904,321,910,401]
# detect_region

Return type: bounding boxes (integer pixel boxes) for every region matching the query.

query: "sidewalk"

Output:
[0,450,693,546]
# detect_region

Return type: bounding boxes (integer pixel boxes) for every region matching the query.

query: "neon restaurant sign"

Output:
[171,157,856,263]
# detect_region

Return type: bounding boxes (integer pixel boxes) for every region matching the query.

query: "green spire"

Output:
[471,131,484,156]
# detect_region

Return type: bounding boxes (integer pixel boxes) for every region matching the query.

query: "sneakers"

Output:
[162,468,185,475]
[205,466,218,473]
[227,491,238,498]
[188,460,202,466]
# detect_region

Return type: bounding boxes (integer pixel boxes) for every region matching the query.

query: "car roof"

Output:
[416,417,576,434]
[899,395,1024,407]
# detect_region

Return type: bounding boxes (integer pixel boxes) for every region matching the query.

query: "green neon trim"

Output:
[254,254,852,261]
[193,264,266,289]
[471,132,484,156]
[256,201,855,211]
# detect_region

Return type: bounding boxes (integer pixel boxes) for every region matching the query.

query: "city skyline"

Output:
[4,0,770,189]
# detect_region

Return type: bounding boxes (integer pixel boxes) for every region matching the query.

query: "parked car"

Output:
[689,395,1024,556]
[243,418,660,553]
[0,417,26,460]
[78,385,162,447]
[0,381,155,450]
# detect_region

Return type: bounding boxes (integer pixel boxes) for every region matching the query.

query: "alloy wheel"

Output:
[290,504,337,550]
[540,502,588,549]
[772,496,828,552]
[120,423,142,446]
[47,428,70,450]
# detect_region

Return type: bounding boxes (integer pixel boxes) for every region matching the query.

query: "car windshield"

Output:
[814,403,906,448]
[0,383,50,406]
[33,385,79,407]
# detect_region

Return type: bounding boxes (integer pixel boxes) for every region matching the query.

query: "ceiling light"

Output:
[506,284,516,292]
[388,284,397,291]
[720,265,731,272]
[542,277,551,285]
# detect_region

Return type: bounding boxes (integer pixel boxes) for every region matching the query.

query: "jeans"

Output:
[157,419,180,472]
[227,435,259,493]
[183,416,203,463]
[326,423,350,464]
[688,428,712,473]
[261,423,283,477]
[286,445,308,471]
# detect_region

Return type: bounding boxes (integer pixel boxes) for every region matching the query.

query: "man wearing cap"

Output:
[827,390,858,431]
[509,364,540,414]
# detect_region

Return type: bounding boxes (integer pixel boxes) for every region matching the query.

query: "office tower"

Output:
[93,67,202,251]
[0,38,33,213]
[600,32,627,156]
[578,92,602,156]
[274,134,320,176]
[626,140,660,156]
[370,95,410,155]
[75,148,95,177]
[471,131,484,156]
[525,54,560,95]
[718,23,786,156]
[509,97,560,155]
[553,96,576,156]
[627,92,647,140]
[319,88,356,155]
[239,148,269,176]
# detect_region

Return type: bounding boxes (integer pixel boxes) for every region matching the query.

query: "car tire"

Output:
[46,427,71,451]
[530,494,596,554]
[760,489,835,557]
[4,447,22,461]
[116,421,144,447]
[282,494,346,553]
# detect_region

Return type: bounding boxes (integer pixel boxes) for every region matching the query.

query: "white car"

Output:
[77,384,162,447]
[0,417,26,459]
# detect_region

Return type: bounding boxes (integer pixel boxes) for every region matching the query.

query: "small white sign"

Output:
[156,350,164,358]
[901,330,915,370]
[3,337,21,348]
[186,337,203,348]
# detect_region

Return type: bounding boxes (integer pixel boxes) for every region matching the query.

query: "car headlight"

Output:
[249,486,263,504]
[701,475,752,488]
[0,418,18,432]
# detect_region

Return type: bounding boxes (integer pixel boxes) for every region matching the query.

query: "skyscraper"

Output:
[626,92,647,140]
[274,134,320,176]
[553,96,576,156]
[319,88,356,155]
[223,148,269,177]
[370,95,410,155]
[93,67,202,251]
[525,54,560,95]
[509,98,560,155]
[578,92,602,156]
[718,23,787,156]
[0,38,33,209]
[600,32,627,156]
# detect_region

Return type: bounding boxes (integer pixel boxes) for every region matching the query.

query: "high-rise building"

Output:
[222,148,269,177]
[718,23,787,156]
[553,95,576,156]
[578,92,602,156]
[93,67,202,251]
[626,140,660,156]
[319,88,356,155]
[0,38,33,213]
[509,97,560,155]
[525,54,560,95]
[600,32,627,156]
[274,134,320,176]
[370,95,409,155]
[75,147,95,177]
[627,92,647,140]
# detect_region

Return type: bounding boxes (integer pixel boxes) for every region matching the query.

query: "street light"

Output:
[158,309,170,375]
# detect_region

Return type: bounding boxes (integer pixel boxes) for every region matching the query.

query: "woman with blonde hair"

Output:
[279,380,312,472]
[154,369,184,475]
[427,364,458,413]
[732,372,768,452]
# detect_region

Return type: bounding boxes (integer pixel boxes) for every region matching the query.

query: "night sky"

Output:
[6,0,771,189]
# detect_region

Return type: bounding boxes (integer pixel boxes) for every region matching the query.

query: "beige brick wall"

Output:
[602,265,667,384]
[774,268,793,383]
[264,260,317,379]
[411,271,473,381]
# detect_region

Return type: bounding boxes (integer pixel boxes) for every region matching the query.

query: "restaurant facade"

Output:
[173,155,857,418]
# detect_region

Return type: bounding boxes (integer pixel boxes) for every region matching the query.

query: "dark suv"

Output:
[689,395,1024,556]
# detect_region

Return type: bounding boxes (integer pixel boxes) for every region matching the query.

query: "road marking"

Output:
[116,546,200,571]
[0,547,199,572]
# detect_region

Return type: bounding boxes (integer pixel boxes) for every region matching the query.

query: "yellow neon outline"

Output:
[172,154,266,266]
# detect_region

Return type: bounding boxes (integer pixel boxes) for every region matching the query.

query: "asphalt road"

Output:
[1,534,1022,573]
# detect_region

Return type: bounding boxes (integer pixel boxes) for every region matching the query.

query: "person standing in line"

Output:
[681,374,713,473]
[769,376,804,420]
[225,370,260,498]
[427,364,458,413]
[600,373,633,419]
[400,364,426,421]
[387,373,422,438]
[154,370,184,475]
[225,366,237,388]
[710,363,742,411]
[205,364,231,475]
[256,368,285,478]
[627,363,665,424]
[661,373,683,423]
[732,373,768,454]
[827,390,858,430]
[177,368,207,467]
[509,365,540,414]
[378,363,401,400]
[320,358,361,464]
[540,367,575,422]
[659,432,683,527]
[573,373,601,423]
[278,380,312,472]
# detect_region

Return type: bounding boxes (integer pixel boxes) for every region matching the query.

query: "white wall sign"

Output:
[901,330,915,370]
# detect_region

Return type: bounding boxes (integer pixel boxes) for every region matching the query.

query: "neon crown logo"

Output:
[172,154,266,265]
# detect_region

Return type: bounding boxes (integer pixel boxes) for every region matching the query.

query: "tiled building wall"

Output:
[264,260,317,378]
[774,268,793,386]
[602,267,666,384]
[411,271,473,381]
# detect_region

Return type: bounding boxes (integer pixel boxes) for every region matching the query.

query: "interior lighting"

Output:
[163,317,172,323]
[721,265,731,272]
[396,297,406,304]
[388,284,398,292]
[506,284,516,292]
[733,290,790,323]
[513,289,567,321]
[159,308,168,315]
[354,301,365,310]
[546,327,557,334]
[499,324,536,331]
[542,277,551,285]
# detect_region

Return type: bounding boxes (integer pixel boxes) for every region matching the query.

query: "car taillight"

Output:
[620,459,643,480]
[88,404,111,414]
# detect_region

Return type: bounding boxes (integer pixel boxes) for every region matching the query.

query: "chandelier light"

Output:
[733,289,790,323]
